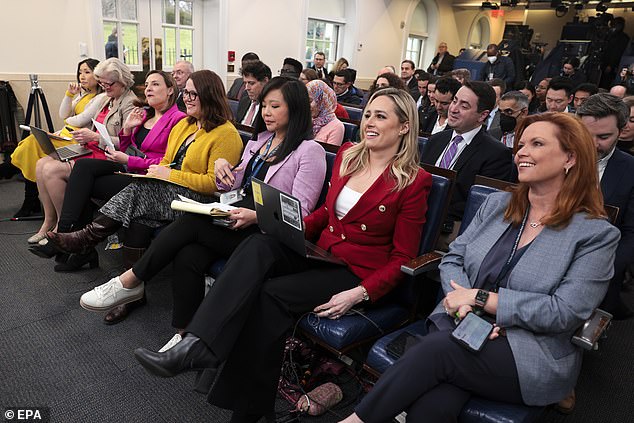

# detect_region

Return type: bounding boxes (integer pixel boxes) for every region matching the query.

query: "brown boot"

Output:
[554,389,575,414]
[47,214,121,254]
[104,246,147,325]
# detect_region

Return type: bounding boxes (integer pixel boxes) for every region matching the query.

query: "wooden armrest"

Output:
[401,251,444,276]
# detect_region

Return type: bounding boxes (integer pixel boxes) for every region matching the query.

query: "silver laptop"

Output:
[252,178,345,265]
[30,125,92,162]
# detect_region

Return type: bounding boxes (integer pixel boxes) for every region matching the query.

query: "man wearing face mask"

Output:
[497,91,529,148]
[480,43,515,88]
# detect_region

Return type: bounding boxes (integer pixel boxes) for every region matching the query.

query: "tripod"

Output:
[22,74,54,137]
[10,75,54,219]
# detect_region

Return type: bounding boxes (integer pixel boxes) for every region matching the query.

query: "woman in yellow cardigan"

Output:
[44,70,242,261]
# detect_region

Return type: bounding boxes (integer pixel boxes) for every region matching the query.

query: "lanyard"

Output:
[242,135,280,190]
[490,208,529,293]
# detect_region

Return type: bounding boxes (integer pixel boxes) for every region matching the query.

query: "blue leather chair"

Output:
[297,170,455,356]
[342,122,359,143]
[417,136,429,160]
[364,184,544,423]
[228,99,239,119]
[343,106,363,122]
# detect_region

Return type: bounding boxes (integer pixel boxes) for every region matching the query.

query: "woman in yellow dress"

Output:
[11,58,105,225]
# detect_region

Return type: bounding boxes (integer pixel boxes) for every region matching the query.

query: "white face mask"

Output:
[487,56,497,64]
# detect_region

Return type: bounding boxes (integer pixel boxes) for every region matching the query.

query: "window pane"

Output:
[179,29,193,62]
[102,0,116,19]
[163,0,176,24]
[179,1,193,26]
[164,27,177,67]
[104,22,119,59]
[307,20,315,39]
[121,23,139,65]
[121,0,137,20]
[315,22,326,39]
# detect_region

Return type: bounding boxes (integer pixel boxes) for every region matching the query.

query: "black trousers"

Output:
[186,233,360,414]
[355,326,524,423]
[132,213,259,328]
[58,158,129,232]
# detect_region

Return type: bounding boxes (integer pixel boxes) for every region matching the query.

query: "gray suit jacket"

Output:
[432,192,620,405]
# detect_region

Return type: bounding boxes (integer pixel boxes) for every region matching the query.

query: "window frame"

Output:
[305,18,343,72]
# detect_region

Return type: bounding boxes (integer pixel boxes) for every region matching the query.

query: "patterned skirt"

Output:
[99,179,213,228]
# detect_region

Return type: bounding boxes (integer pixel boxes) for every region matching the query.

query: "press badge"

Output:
[219,189,243,205]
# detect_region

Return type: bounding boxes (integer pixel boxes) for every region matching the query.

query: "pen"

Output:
[230,159,243,171]
[161,162,176,167]
[65,126,75,133]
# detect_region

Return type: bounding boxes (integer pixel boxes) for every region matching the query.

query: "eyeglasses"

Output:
[182,89,199,101]
[332,81,346,87]
[278,69,296,75]
[99,80,117,88]
[500,107,526,116]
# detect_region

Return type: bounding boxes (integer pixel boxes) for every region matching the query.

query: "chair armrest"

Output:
[401,251,444,276]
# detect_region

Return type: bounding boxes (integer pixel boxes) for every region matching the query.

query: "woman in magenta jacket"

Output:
[133,87,432,423]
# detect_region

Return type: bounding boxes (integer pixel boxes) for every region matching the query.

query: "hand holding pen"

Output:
[214,158,243,186]
[146,162,173,180]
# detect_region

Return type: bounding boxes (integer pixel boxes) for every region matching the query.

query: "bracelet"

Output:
[359,285,370,302]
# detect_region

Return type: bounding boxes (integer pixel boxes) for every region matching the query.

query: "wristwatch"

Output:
[359,285,370,302]
[474,289,489,315]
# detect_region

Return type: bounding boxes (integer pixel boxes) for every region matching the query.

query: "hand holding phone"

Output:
[451,312,493,353]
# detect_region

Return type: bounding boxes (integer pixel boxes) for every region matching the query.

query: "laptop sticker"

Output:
[280,193,302,231]
[252,180,263,205]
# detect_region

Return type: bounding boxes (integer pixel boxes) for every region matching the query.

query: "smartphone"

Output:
[572,308,613,350]
[451,312,493,353]
[385,331,419,359]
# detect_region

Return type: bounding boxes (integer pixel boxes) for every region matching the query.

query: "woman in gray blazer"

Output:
[341,112,621,423]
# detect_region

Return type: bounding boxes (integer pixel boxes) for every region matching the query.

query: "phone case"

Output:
[451,312,493,353]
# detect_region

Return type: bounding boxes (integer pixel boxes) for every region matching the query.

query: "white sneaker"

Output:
[158,333,183,353]
[80,277,144,311]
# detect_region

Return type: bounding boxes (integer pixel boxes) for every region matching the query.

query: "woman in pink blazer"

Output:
[76,76,326,327]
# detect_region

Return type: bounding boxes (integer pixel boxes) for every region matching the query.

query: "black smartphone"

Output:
[451,312,493,353]
[385,331,419,359]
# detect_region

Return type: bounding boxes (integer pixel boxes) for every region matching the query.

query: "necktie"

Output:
[244,101,257,126]
[439,135,463,169]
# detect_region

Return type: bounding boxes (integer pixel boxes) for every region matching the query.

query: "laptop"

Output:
[252,178,345,265]
[29,125,92,162]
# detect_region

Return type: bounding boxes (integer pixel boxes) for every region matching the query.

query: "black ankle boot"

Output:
[53,248,99,272]
[134,334,219,378]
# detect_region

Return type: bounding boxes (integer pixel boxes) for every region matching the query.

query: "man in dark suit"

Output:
[420,77,461,135]
[310,51,327,79]
[400,59,421,101]
[578,94,634,319]
[480,43,515,88]
[333,69,362,105]
[235,61,271,127]
[227,52,259,100]
[427,42,455,76]
[421,81,513,249]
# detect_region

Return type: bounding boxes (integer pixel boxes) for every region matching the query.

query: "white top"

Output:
[61,92,107,128]
[598,147,616,181]
[434,125,481,169]
[431,115,447,134]
[335,185,362,220]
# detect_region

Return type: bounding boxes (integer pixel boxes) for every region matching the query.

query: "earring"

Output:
[564,166,570,175]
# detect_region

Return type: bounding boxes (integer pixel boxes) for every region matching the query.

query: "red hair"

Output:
[505,112,605,227]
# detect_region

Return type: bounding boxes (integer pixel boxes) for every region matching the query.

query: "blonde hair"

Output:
[339,87,420,191]
[94,57,135,89]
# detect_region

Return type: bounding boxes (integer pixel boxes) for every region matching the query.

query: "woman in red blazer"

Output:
[133,87,432,423]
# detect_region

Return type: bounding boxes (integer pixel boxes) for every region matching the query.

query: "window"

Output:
[102,0,140,66]
[305,19,340,71]
[162,0,194,68]
[406,36,426,68]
